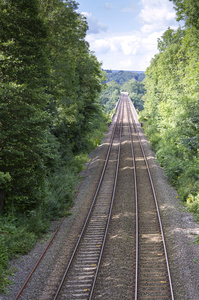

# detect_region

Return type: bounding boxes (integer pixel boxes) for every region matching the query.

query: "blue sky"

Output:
[77,0,182,71]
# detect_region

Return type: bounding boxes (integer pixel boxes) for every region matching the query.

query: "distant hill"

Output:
[103,70,145,84]
[100,75,145,114]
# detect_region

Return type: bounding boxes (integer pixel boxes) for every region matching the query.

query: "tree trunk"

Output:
[0,189,5,213]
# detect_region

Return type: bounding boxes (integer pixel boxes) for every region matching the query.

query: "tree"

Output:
[104,70,145,84]
[0,1,108,289]
[157,27,185,52]
[41,0,105,155]
[0,0,50,211]
[0,0,107,214]
[141,15,199,204]
[170,0,199,28]
[122,78,145,111]
[100,81,121,113]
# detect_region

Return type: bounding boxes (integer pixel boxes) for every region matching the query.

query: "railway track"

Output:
[53,94,174,299]
[127,98,174,299]
[52,96,124,300]
[14,93,174,299]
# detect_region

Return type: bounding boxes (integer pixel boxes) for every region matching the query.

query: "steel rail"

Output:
[53,96,123,300]
[128,97,175,300]
[89,94,124,299]
[126,96,139,300]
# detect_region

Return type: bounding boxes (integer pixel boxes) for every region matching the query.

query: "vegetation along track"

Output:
[14,93,174,299]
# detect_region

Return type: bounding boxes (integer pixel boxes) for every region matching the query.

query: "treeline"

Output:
[121,79,145,112]
[141,0,199,218]
[100,77,145,114]
[0,0,107,215]
[104,70,145,84]
[0,0,108,289]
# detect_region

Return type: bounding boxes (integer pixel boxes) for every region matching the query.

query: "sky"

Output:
[77,0,182,71]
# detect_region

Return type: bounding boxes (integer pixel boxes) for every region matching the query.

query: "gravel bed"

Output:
[93,114,136,299]
[1,111,199,299]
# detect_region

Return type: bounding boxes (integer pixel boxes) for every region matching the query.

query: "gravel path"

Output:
[1,106,199,299]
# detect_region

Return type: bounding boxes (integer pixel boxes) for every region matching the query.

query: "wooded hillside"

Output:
[141,0,199,219]
[104,70,145,84]
[0,0,108,290]
[100,74,145,114]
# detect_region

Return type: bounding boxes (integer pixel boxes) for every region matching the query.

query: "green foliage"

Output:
[100,76,146,115]
[100,81,121,114]
[0,0,50,212]
[141,23,199,218]
[0,236,9,270]
[0,215,37,292]
[104,70,145,83]
[157,27,185,52]
[170,0,199,28]
[0,0,109,292]
[45,165,80,219]
[0,172,11,186]
[0,265,15,293]
[0,216,37,256]
[186,192,199,221]
[0,0,107,214]
[121,78,145,111]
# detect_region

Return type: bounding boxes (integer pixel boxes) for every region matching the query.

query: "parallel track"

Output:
[54,94,174,299]
[127,96,174,300]
[15,93,174,299]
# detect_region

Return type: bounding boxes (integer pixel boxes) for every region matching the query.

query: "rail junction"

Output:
[15,93,174,299]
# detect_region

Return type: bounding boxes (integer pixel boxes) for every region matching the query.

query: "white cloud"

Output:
[81,12,108,34]
[86,30,159,70]
[87,37,112,54]
[87,33,140,56]
[83,0,180,70]
[139,0,177,32]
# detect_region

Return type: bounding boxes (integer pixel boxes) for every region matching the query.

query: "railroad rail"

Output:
[53,94,174,299]
[52,96,124,299]
[92,93,174,299]
[127,96,174,299]
[14,93,174,299]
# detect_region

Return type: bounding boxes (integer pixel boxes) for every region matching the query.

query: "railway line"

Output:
[52,93,124,300]
[14,93,174,299]
[128,98,174,299]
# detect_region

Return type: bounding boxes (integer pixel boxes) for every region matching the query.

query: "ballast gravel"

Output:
[1,118,199,300]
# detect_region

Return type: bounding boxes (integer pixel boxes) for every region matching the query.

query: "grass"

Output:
[194,235,199,245]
